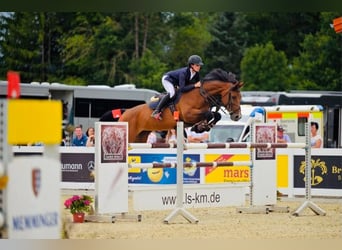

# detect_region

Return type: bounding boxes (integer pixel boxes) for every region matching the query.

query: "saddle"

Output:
[148,92,181,114]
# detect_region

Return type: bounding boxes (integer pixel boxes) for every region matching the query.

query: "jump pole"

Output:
[292,121,326,216]
[163,121,199,224]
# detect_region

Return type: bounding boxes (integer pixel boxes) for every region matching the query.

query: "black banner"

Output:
[61,153,95,183]
[294,155,342,189]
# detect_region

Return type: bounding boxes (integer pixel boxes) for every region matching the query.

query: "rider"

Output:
[151,55,204,120]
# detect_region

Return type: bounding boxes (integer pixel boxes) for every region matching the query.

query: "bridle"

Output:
[199,82,241,115]
[224,85,241,115]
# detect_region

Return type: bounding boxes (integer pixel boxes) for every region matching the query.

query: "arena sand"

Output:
[61,196,341,239]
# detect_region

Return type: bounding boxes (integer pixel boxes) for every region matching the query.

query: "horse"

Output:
[100,68,243,142]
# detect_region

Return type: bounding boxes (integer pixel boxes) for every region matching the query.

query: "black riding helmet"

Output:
[188,55,204,66]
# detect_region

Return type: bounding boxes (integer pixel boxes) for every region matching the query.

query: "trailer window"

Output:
[298,117,307,136]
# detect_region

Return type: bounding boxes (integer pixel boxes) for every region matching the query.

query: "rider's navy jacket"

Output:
[164,67,200,93]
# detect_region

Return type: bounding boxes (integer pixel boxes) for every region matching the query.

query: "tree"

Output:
[129,49,167,91]
[0,12,73,83]
[244,12,321,60]
[166,13,212,69]
[1,12,340,92]
[58,12,108,85]
[204,12,248,76]
[240,42,290,91]
[0,13,48,82]
[289,12,342,91]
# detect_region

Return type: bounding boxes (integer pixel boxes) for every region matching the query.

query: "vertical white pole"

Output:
[305,120,312,200]
[249,120,255,206]
[0,100,9,237]
[176,121,184,208]
[164,121,198,223]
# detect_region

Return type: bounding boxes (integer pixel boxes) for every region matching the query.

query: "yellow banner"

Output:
[8,99,61,145]
[276,154,289,187]
[204,154,250,183]
[128,155,141,173]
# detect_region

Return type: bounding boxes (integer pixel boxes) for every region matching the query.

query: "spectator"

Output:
[165,129,177,144]
[146,131,158,144]
[276,125,291,143]
[61,130,67,146]
[276,125,292,198]
[310,122,323,148]
[186,127,209,143]
[86,127,95,147]
[72,125,88,146]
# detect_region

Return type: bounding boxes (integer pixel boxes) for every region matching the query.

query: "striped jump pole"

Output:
[128,142,176,149]
[184,142,306,150]
[129,161,252,169]
[129,142,306,150]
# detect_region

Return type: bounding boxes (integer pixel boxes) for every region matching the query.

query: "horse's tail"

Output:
[99,108,126,122]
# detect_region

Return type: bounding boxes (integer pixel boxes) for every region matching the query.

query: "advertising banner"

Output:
[293,155,342,189]
[95,122,128,214]
[7,157,60,239]
[204,154,250,183]
[61,152,94,183]
[254,124,276,160]
[128,153,200,184]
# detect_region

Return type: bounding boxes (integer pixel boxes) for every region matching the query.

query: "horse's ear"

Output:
[232,81,244,90]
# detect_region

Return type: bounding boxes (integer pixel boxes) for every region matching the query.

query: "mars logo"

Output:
[299,158,328,186]
[32,168,41,197]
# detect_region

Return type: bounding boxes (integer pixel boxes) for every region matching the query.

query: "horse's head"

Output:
[224,81,243,121]
[202,69,243,121]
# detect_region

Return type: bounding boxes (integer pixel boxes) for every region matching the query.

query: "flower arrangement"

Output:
[64,195,93,214]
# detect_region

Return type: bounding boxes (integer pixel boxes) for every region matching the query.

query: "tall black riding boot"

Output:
[151,93,170,120]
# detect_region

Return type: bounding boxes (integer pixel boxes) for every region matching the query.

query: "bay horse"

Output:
[101,68,243,142]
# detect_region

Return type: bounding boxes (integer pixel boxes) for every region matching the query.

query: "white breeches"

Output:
[162,75,175,98]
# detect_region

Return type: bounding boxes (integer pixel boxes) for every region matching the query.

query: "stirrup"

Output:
[151,111,162,120]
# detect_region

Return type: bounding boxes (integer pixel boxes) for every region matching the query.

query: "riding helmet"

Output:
[188,55,204,66]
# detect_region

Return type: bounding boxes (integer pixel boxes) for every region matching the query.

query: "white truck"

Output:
[209,105,324,145]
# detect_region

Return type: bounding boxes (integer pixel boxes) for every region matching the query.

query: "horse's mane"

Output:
[202,68,238,84]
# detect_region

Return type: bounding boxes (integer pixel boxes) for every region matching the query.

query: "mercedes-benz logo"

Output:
[87,161,95,172]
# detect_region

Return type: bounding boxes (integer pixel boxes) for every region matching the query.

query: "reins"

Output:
[199,83,223,112]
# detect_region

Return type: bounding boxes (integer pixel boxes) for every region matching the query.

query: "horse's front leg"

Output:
[191,111,222,133]
[206,111,221,128]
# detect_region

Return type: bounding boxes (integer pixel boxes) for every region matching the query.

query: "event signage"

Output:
[293,155,342,189]
[7,157,60,239]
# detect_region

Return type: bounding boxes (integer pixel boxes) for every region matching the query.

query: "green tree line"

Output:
[0,12,341,92]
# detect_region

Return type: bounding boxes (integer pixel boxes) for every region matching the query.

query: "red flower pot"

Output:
[72,212,85,223]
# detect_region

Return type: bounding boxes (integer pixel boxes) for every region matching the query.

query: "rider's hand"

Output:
[194,82,201,88]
